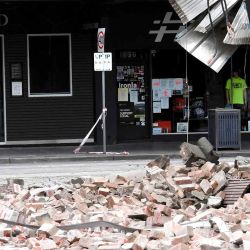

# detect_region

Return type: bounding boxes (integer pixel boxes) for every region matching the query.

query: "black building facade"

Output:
[0,0,249,145]
[96,1,250,144]
[0,1,96,145]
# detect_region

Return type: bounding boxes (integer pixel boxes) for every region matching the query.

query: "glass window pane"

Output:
[29,35,70,95]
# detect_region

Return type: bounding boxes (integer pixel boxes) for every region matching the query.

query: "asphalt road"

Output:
[0,159,150,178]
[0,157,239,187]
[0,159,151,187]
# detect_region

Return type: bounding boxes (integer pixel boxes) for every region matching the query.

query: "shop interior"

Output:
[151,47,250,134]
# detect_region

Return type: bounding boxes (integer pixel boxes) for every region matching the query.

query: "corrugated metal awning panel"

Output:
[224,2,250,45]
[175,21,238,72]
[195,0,240,33]
[168,0,219,25]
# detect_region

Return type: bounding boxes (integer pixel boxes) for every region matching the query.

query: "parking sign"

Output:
[94,53,112,71]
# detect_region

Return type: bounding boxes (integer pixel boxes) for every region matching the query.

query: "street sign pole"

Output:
[97,28,107,154]
[94,53,111,155]
[102,69,106,154]
[75,49,111,154]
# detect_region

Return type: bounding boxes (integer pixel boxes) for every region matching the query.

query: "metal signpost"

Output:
[94,28,112,154]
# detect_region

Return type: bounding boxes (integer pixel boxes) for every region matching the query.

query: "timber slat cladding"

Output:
[5,33,95,141]
[223,179,250,206]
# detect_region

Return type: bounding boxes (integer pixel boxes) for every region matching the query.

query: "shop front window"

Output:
[151,49,212,135]
[27,34,72,97]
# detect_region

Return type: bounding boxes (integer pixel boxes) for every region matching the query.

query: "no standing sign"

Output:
[97,28,105,53]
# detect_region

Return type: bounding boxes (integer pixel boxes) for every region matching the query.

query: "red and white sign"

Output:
[97,28,105,52]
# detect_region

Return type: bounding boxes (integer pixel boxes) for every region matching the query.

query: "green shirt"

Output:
[225,77,247,104]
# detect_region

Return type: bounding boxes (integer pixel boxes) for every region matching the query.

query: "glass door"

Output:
[116,51,150,140]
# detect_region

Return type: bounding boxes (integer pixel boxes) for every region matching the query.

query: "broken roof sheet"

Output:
[175,21,238,72]
[224,2,250,45]
[194,0,240,33]
[168,0,219,25]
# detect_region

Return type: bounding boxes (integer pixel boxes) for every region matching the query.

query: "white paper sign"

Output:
[162,89,172,98]
[153,102,161,113]
[129,89,138,103]
[161,97,169,109]
[168,78,175,90]
[160,79,169,89]
[152,79,161,89]
[12,81,22,96]
[94,52,112,71]
[175,78,183,90]
[153,89,161,101]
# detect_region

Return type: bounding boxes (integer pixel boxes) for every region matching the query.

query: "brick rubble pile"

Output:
[0,155,250,249]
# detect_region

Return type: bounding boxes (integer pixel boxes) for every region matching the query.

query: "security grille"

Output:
[208,109,241,150]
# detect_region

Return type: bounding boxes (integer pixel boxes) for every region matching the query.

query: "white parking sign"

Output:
[94,53,112,71]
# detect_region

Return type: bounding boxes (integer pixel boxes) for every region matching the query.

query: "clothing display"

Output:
[225,76,247,104]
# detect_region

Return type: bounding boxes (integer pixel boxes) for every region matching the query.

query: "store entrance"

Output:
[151,49,222,135]
[116,51,150,140]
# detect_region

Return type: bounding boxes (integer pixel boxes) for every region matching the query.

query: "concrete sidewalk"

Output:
[0,140,249,164]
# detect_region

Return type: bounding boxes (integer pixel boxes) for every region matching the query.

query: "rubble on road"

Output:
[0,153,250,249]
[180,137,219,167]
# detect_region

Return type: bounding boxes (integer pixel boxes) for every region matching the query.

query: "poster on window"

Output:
[134,102,145,126]
[119,102,134,125]
[162,89,172,98]
[152,79,161,88]
[129,89,138,103]
[11,63,22,80]
[117,66,125,80]
[161,97,169,109]
[153,89,161,101]
[160,79,169,89]
[175,78,184,90]
[118,88,128,102]
[177,122,188,133]
[153,101,161,113]
[168,78,175,90]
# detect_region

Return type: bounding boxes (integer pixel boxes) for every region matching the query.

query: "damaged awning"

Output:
[168,0,219,25]
[175,20,238,72]
[224,1,250,44]
[194,0,240,33]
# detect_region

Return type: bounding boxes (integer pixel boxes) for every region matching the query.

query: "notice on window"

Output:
[162,89,172,98]
[153,101,161,113]
[153,89,161,101]
[134,102,146,125]
[119,103,134,125]
[118,88,128,102]
[161,97,169,109]
[11,81,22,96]
[11,63,22,80]
[152,79,161,89]
[175,78,183,90]
[129,89,138,103]
[168,78,175,90]
[160,79,169,89]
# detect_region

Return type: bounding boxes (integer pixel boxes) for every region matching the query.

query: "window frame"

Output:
[27,33,72,97]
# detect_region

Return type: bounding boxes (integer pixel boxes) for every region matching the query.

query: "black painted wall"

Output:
[5,33,95,141]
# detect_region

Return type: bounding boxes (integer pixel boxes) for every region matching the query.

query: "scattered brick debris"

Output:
[0,153,250,249]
